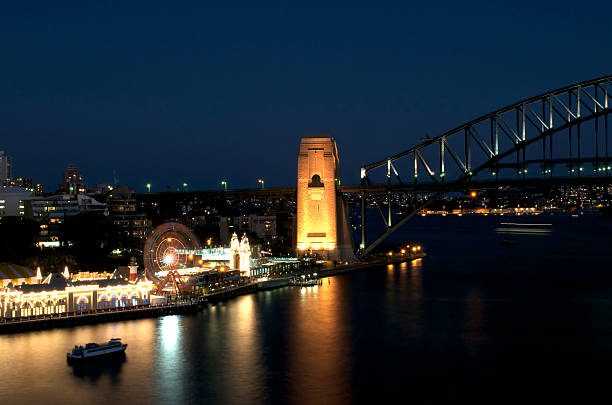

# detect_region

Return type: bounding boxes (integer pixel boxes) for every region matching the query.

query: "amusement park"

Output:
[0,219,347,327]
[0,209,424,329]
[141,222,312,297]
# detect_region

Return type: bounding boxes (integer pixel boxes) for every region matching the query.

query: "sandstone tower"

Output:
[296,135,355,260]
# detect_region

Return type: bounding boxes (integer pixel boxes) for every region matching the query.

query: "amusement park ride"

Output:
[155,270,185,295]
[142,223,197,294]
[143,222,251,295]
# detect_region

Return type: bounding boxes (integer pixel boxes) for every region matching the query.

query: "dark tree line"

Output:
[0,217,40,263]
[60,212,120,268]
[2,213,134,272]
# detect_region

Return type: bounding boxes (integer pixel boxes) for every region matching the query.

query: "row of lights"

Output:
[145,179,267,193]
[389,244,422,256]
[486,166,612,176]
[422,164,612,180]
[146,182,189,192]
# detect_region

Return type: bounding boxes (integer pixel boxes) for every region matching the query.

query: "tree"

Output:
[0,217,40,264]
[60,212,120,269]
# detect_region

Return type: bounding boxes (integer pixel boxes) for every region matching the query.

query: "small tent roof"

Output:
[0,263,35,280]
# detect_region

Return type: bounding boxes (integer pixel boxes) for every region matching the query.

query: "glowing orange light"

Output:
[188,254,194,260]
[470,191,477,198]
[401,249,406,254]
[388,251,393,256]
[167,238,172,242]
[412,247,417,252]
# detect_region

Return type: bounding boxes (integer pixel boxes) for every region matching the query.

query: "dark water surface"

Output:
[2,215,612,404]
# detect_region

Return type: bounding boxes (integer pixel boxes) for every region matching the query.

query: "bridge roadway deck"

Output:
[339,176,612,193]
[134,187,298,200]
[134,175,611,201]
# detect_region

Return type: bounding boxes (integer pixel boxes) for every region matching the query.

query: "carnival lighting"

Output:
[162,254,176,265]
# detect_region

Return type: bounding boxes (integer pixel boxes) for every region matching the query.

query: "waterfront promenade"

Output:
[0,254,425,334]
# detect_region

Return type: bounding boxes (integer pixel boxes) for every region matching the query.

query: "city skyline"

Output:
[2,2,612,190]
[2,3,612,403]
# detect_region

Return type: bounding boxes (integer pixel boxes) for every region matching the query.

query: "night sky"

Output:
[2,1,611,192]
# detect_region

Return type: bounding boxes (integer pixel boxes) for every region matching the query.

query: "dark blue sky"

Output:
[1,1,611,192]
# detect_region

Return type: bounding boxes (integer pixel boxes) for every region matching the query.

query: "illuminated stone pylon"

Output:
[229,233,240,270]
[239,234,251,277]
[296,135,355,260]
[229,232,251,276]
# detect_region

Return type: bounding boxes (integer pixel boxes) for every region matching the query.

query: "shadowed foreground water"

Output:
[2,215,612,404]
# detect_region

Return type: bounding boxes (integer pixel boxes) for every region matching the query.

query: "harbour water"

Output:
[2,215,612,404]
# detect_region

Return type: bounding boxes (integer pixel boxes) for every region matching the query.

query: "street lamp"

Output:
[146,183,151,193]
[258,179,264,189]
[183,182,188,191]
[221,181,227,191]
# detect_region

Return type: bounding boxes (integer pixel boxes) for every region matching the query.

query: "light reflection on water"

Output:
[288,281,351,405]
[221,296,265,403]
[155,316,185,404]
[463,288,485,359]
[2,216,612,403]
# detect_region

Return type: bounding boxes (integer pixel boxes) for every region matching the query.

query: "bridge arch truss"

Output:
[357,75,612,254]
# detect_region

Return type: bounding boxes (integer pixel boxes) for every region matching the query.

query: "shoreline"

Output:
[0,254,426,335]
[317,252,426,277]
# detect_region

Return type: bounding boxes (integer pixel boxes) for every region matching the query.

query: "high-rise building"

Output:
[34,183,44,195]
[62,164,86,194]
[231,214,277,240]
[0,151,12,185]
[31,194,107,241]
[0,187,32,217]
[9,177,33,190]
[107,185,149,239]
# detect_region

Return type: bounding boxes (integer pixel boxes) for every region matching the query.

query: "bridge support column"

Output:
[361,191,366,249]
[296,135,355,261]
[387,191,392,227]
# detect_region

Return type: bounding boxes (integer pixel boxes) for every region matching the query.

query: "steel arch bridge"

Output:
[357,75,612,254]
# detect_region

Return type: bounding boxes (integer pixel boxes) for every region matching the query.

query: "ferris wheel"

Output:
[144,222,200,282]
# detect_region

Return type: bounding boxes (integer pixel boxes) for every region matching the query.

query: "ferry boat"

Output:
[495,222,552,236]
[67,338,127,361]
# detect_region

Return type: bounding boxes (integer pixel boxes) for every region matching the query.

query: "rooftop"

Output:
[0,263,35,280]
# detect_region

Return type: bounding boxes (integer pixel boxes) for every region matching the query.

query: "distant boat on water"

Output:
[499,238,519,246]
[495,222,552,236]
